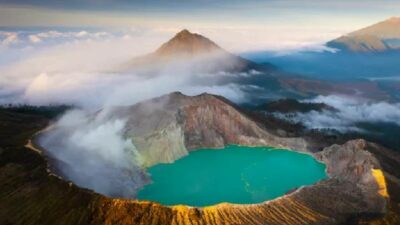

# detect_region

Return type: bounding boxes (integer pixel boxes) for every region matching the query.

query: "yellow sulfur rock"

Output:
[371,169,389,198]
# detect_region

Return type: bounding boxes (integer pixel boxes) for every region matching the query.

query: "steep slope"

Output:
[347,17,400,38]
[108,92,309,167]
[328,17,400,52]
[154,29,224,57]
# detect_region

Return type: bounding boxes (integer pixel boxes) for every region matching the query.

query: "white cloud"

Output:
[28,34,42,43]
[278,95,400,132]
[36,30,63,38]
[75,31,88,37]
[122,34,132,40]
[0,32,19,46]
[0,28,250,109]
[1,30,119,50]
[193,26,345,53]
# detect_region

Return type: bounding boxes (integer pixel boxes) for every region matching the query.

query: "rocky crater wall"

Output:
[113,92,309,167]
[14,92,395,225]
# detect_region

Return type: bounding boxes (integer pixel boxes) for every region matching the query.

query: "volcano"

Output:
[154,29,225,57]
[31,91,391,225]
[122,29,269,73]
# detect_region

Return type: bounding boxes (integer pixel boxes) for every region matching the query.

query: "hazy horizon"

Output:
[1,0,400,53]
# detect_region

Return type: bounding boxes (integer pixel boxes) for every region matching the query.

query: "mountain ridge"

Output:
[348,17,400,38]
[328,17,400,52]
[122,29,266,73]
[154,29,225,57]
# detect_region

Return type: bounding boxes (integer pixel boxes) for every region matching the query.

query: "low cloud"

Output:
[277,95,400,132]
[193,26,343,54]
[28,34,42,43]
[0,28,250,108]
[0,32,19,46]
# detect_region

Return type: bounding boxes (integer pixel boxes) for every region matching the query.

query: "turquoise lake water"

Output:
[137,145,327,207]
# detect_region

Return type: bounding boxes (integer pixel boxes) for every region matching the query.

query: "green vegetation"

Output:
[0,106,97,225]
[0,104,71,119]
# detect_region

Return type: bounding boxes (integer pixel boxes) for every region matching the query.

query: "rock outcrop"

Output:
[109,92,309,166]
[315,140,387,213]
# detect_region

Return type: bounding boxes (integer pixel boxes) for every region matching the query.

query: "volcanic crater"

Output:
[35,92,389,225]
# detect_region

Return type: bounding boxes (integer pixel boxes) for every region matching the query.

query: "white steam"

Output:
[40,109,146,198]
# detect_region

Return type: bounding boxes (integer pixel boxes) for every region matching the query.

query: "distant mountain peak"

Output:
[175,29,192,37]
[122,29,267,73]
[348,16,400,38]
[328,16,400,52]
[154,29,224,57]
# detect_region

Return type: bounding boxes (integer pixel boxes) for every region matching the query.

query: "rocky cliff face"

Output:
[109,92,309,166]
[315,140,387,213]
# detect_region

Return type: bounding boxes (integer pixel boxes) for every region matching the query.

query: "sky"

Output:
[0,0,399,27]
[0,0,399,52]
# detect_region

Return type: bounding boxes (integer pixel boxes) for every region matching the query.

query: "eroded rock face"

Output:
[89,93,389,224]
[315,140,387,214]
[179,94,308,151]
[110,92,309,166]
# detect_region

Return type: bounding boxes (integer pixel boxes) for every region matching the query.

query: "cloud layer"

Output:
[277,95,400,132]
[0,28,254,108]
